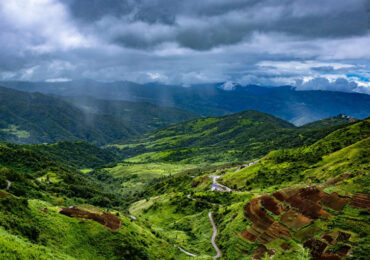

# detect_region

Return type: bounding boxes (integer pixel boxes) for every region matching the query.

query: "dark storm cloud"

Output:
[65,0,369,50]
[0,0,369,93]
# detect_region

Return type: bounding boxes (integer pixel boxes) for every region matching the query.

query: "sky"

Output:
[0,0,369,93]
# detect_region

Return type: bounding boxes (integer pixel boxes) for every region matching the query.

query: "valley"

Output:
[0,89,368,259]
[1,1,369,259]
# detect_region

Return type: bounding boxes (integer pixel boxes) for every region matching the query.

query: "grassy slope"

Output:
[220,119,370,190]
[130,119,369,259]
[0,198,175,260]
[0,141,179,259]
[110,111,355,164]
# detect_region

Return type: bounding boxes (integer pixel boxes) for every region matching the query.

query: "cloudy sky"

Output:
[0,0,369,93]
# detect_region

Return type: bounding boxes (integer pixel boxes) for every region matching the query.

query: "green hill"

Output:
[300,114,358,129]
[0,140,178,259]
[25,141,118,169]
[0,86,138,145]
[0,110,368,259]
[130,119,370,259]
[111,110,354,164]
[0,86,198,145]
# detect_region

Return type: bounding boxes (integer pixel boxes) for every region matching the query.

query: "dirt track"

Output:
[209,212,222,259]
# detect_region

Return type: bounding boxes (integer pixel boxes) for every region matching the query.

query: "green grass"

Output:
[110,110,355,164]
[101,161,199,198]
[0,197,177,260]
[129,193,215,258]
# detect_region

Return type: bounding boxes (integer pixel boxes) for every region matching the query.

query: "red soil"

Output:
[303,238,328,258]
[298,186,324,203]
[260,195,283,215]
[243,184,354,259]
[318,255,341,260]
[286,194,326,219]
[280,209,311,230]
[321,192,349,211]
[60,207,121,231]
[350,193,370,210]
[241,230,257,242]
[258,221,291,243]
[244,198,274,230]
[252,245,275,260]
[273,191,286,201]
[336,231,351,242]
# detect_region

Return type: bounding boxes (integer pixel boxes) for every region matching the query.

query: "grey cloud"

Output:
[0,0,369,94]
[69,0,369,51]
[296,78,359,93]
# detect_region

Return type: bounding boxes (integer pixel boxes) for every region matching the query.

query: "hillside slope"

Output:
[0,86,197,145]
[300,114,358,129]
[0,141,177,259]
[111,111,355,163]
[131,119,370,259]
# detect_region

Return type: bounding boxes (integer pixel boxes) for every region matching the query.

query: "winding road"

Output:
[209,175,231,192]
[209,212,222,259]
[175,245,197,257]
[178,162,260,258]
[6,180,11,190]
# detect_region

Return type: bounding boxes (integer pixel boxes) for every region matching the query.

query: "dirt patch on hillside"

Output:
[241,230,257,242]
[286,193,327,219]
[258,221,291,244]
[280,209,311,230]
[244,198,274,230]
[350,193,370,210]
[60,207,121,231]
[253,245,275,260]
[260,195,283,215]
[321,193,349,211]
[303,238,328,258]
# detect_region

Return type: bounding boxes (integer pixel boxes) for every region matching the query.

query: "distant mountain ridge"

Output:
[1,80,369,125]
[0,86,197,145]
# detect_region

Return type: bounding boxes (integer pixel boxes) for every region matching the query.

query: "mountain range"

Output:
[1,80,369,125]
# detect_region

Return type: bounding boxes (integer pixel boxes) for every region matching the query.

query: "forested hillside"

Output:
[131,119,370,259]
[0,86,197,145]
[110,111,356,163]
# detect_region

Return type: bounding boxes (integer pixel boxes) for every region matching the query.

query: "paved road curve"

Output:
[208,212,222,259]
[209,175,231,192]
[175,245,197,257]
[6,180,11,190]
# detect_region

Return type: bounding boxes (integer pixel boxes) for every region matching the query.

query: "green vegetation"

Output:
[220,119,370,190]
[26,141,119,169]
[0,107,368,259]
[95,162,198,200]
[111,110,355,164]
[0,86,197,145]
[299,114,357,129]
[125,118,370,259]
